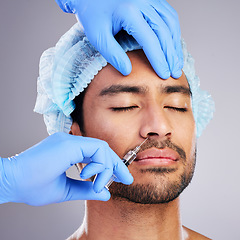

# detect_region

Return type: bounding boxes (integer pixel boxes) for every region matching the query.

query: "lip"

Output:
[134,147,180,166]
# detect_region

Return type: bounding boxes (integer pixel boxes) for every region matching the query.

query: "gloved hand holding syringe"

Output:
[0,133,134,205]
[105,138,148,190]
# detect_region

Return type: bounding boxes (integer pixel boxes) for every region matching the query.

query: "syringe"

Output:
[105,138,148,190]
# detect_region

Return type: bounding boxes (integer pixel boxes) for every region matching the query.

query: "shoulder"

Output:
[65,233,78,240]
[183,226,212,240]
[65,225,86,240]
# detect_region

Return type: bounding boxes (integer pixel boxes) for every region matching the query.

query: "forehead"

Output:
[85,50,189,96]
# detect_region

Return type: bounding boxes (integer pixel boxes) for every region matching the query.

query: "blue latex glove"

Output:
[55,0,183,79]
[0,133,133,206]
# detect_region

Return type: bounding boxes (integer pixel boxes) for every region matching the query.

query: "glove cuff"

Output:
[0,157,10,204]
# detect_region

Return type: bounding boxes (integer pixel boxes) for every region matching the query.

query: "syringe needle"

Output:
[137,137,148,150]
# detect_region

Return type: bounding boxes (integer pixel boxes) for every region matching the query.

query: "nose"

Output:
[139,105,172,140]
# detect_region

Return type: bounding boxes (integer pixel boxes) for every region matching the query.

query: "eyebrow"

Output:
[99,84,191,97]
[162,85,192,96]
[99,85,147,96]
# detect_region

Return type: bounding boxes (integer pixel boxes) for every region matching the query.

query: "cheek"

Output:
[83,108,139,157]
[172,113,196,156]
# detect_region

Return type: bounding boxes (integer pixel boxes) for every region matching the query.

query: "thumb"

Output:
[95,30,132,76]
[63,178,111,202]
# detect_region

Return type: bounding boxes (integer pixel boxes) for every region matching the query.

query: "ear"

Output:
[69,122,83,136]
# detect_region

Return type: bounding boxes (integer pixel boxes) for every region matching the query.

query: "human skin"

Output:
[69,50,211,240]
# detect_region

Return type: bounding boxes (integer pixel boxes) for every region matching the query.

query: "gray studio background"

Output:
[0,0,239,239]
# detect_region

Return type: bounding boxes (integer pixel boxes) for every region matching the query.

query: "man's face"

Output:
[73,50,196,204]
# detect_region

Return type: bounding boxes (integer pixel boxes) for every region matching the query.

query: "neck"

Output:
[79,197,184,240]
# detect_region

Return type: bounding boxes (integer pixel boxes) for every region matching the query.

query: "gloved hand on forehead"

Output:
[55,0,183,79]
[0,133,133,206]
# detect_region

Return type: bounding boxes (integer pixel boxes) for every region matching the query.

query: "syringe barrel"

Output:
[105,175,116,190]
[122,150,137,166]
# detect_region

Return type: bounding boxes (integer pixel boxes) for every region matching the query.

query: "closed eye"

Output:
[165,106,188,112]
[111,106,138,112]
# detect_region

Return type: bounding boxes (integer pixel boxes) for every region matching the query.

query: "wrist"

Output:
[0,157,10,204]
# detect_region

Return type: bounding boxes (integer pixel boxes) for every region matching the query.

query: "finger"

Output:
[141,6,181,78]
[152,0,181,47]
[92,149,134,192]
[81,149,133,191]
[89,28,132,76]
[150,0,184,72]
[121,8,170,79]
[64,178,110,201]
[80,140,112,179]
[92,168,113,193]
[111,151,133,185]
[77,137,120,165]
[80,162,105,179]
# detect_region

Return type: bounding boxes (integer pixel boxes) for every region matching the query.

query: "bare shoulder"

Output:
[65,233,78,240]
[66,234,86,240]
[65,226,86,240]
[183,226,212,240]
